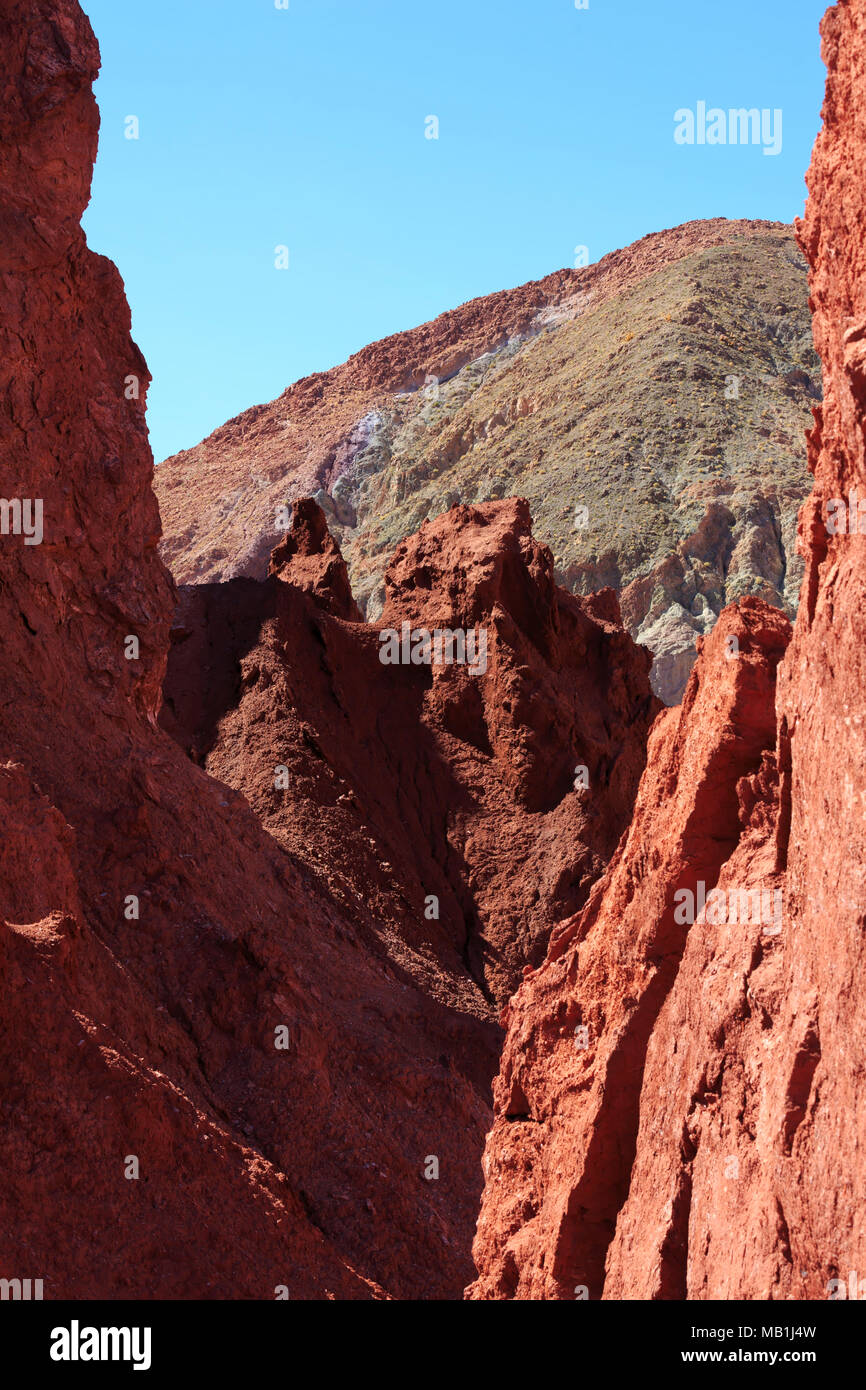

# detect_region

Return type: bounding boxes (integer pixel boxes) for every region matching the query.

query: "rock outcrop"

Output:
[161,497,658,1008]
[155,223,817,704]
[0,0,493,1301]
[469,0,866,1302]
[0,0,656,1298]
[268,495,362,621]
[4,0,861,1309]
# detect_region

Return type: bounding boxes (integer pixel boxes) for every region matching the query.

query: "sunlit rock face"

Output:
[0,0,657,1298]
[156,220,817,704]
[469,0,866,1303]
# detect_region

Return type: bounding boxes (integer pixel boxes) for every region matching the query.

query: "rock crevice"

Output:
[469,0,866,1301]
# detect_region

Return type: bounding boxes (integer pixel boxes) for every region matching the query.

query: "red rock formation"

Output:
[268,495,362,621]
[468,601,791,1297]
[7,0,861,1309]
[0,0,497,1301]
[0,0,656,1300]
[469,0,866,1302]
[154,216,794,592]
[162,497,659,1008]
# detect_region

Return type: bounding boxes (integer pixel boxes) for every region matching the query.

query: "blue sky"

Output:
[81,0,829,464]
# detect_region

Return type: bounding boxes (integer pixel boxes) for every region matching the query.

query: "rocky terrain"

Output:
[156,222,818,704]
[162,497,656,1009]
[469,0,866,1302]
[2,0,863,1309]
[0,0,655,1299]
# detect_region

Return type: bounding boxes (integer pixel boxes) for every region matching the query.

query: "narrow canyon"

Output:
[0,0,863,1303]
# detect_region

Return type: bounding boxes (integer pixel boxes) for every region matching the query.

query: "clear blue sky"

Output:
[81,0,829,464]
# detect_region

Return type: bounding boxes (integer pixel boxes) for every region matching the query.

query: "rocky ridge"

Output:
[156,223,818,704]
[2,0,861,1309]
[161,496,658,1009]
[469,0,866,1302]
[0,0,655,1300]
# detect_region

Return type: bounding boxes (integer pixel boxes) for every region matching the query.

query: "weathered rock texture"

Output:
[161,497,658,1008]
[469,0,866,1302]
[5,0,859,1309]
[0,0,656,1299]
[155,222,817,704]
[267,494,362,621]
[0,0,492,1301]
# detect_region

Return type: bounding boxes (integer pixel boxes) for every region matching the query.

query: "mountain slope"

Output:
[0,0,656,1299]
[156,220,817,703]
[469,0,866,1302]
[161,498,658,1008]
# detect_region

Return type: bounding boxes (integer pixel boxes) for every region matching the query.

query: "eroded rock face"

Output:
[770,0,866,1303]
[0,0,495,1301]
[6,0,857,1309]
[0,0,657,1300]
[162,497,659,1008]
[0,0,172,721]
[268,495,362,621]
[468,601,792,1298]
[155,223,817,704]
[469,0,866,1302]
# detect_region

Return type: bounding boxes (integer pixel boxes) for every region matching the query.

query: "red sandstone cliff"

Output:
[161,497,657,1008]
[469,0,866,1301]
[0,0,494,1300]
[0,0,656,1298]
[4,0,862,1308]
